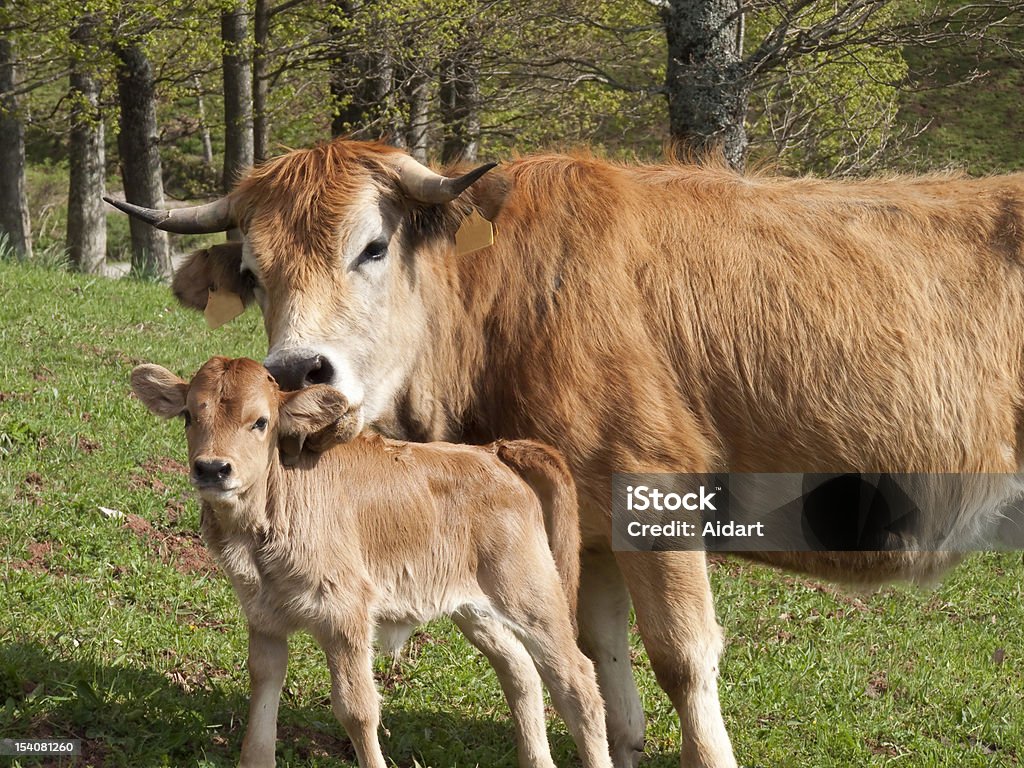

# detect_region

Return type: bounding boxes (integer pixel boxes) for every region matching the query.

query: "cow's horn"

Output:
[102,196,234,234]
[393,155,497,204]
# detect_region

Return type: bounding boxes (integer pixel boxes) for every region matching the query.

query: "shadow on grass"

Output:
[0,640,240,767]
[0,641,587,767]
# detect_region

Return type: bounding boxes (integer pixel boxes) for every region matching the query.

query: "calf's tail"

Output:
[494,439,581,631]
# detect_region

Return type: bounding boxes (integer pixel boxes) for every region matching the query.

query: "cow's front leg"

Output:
[239,627,289,768]
[322,631,386,768]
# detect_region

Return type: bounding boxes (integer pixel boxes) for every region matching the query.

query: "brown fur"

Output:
[493,439,581,626]
[130,357,609,768]
[169,139,1024,768]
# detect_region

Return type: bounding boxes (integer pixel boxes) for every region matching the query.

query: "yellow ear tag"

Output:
[204,287,245,330]
[455,209,495,256]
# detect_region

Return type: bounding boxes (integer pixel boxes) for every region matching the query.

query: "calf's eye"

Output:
[253,417,268,431]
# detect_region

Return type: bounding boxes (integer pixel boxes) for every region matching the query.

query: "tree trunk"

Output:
[329,0,396,140]
[194,75,214,166]
[439,44,480,164]
[404,66,429,162]
[114,41,171,278]
[222,4,254,188]
[253,0,269,162]
[0,26,32,259]
[67,15,106,273]
[662,0,749,169]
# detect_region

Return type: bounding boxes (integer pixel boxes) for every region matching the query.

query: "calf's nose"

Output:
[265,353,335,391]
[193,458,232,484]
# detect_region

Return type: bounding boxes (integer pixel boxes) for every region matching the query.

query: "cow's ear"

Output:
[278,385,360,460]
[131,364,188,419]
[172,242,254,311]
[456,165,511,223]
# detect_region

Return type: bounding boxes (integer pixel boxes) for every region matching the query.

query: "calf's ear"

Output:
[131,364,188,419]
[278,385,359,459]
[172,241,254,311]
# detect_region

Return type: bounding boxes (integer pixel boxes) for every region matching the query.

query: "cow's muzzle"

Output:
[265,350,335,392]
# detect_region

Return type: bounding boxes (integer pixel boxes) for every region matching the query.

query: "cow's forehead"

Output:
[240,188,397,295]
[231,141,402,275]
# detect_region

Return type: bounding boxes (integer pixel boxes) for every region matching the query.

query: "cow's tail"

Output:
[495,439,581,632]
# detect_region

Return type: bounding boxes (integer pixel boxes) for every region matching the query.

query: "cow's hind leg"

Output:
[453,612,557,768]
[617,551,736,768]
[577,548,646,768]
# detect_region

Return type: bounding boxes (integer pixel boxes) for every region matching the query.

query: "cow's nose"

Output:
[193,458,232,484]
[266,354,335,391]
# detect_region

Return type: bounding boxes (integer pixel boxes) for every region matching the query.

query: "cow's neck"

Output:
[396,238,539,444]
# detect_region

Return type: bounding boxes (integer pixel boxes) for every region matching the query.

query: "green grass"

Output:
[1,262,1022,767]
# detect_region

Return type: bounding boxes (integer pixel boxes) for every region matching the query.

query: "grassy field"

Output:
[1,261,1022,768]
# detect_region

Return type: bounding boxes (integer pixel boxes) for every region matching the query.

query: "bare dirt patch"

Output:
[122,513,215,576]
[277,723,355,762]
[75,435,102,454]
[74,343,147,368]
[865,737,902,758]
[163,656,230,694]
[10,540,66,575]
[15,471,45,506]
[32,365,54,382]
[152,457,187,474]
[865,669,889,699]
[130,457,189,497]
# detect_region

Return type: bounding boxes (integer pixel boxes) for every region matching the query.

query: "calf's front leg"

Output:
[239,628,289,768]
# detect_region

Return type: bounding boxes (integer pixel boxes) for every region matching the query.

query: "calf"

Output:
[130,356,611,768]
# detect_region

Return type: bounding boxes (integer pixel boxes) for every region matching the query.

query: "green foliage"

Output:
[745,3,910,174]
[475,0,668,157]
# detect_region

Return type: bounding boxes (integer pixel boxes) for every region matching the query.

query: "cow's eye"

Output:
[253,417,268,432]
[358,240,388,265]
[182,410,192,427]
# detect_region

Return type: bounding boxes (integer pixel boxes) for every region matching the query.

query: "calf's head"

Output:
[107,140,504,433]
[130,357,359,505]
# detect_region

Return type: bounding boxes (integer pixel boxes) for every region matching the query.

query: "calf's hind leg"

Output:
[485,561,613,768]
[453,612,557,768]
[319,631,387,768]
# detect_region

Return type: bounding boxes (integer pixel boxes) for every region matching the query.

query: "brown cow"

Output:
[130,356,611,768]
[108,140,1024,768]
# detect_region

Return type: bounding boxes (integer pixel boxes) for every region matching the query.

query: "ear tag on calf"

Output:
[204,286,245,330]
[455,209,495,256]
